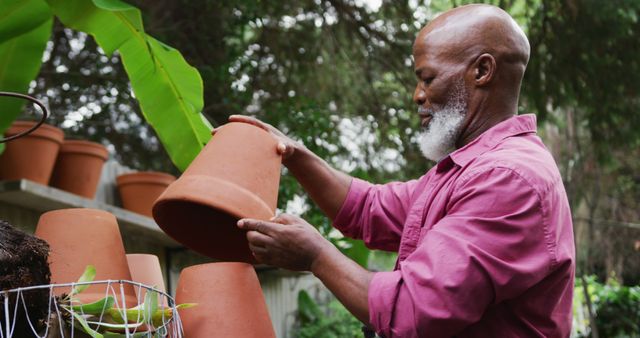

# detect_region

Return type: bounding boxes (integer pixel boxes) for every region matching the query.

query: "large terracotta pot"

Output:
[50,140,109,198]
[117,172,176,217]
[175,263,275,338]
[126,254,167,305]
[34,208,137,307]
[0,120,64,184]
[153,122,281,263]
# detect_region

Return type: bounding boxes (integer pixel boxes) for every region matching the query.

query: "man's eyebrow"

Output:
[414,68,424,77]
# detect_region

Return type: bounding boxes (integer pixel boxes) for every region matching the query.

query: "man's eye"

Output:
[423,77,434,85]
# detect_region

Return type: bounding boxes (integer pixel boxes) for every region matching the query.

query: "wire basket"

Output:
[0,280,184,338]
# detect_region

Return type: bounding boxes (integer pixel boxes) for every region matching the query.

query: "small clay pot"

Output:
[50,140,109,198]
[153,122,281,263]
[0,120,64,184]
[126,254,167,306]
[34,208,137,307]
[116,172,176,217]
[175,262,275,338]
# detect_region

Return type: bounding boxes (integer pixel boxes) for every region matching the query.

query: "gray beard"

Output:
[417,83,467,162]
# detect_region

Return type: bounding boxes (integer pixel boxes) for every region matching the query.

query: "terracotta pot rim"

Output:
[116,172,176,187]
[6,120,64,144]
[182,262,252,274]
[59,140,109,160]
[126,253,159,257]
[41,207,113,219]
[153,174,274,224]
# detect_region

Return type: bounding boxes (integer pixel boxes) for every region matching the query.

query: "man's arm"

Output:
[228,115,351,220]
[311,238,373,323]
[229,115,417,251]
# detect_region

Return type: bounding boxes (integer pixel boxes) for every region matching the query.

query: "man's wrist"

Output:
[282,141,309,168]
[310,241,340,277]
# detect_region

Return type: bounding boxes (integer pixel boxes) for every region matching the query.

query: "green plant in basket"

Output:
[58,265,196,338]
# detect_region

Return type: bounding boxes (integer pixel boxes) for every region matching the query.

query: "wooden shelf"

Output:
[0,179,179,247]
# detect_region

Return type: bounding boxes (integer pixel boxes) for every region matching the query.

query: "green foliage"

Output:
[295,290,363,338]
[297,290,324,323]
[0,0,51,44]
[524,0,640,160]
[573,276,640,337]
[70,296,116,315]
[60,265,195,337]
[69,264,96,297]
[46,0,212,171]
[0,0,212,171]
[0,17,51,135]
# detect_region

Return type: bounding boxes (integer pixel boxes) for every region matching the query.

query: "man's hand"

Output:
[224,115,300,163]
[239,213,373,324]
[237,213,334,271]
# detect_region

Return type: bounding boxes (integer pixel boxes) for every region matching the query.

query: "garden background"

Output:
[0,0,638,336]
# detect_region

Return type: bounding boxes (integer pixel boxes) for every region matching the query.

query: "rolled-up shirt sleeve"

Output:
[368,167,555,337]
[333,177,419,251]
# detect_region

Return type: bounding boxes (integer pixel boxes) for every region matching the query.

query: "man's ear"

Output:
[473,53,496,86]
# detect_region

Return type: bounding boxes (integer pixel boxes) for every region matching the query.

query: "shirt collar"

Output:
[439,114,537,170]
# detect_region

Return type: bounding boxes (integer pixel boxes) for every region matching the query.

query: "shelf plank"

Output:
[0,180,180,247]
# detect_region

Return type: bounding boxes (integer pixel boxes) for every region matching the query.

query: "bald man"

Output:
[234,4,575,337]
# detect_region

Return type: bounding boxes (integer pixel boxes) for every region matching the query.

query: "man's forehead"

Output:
[412,24,460,63]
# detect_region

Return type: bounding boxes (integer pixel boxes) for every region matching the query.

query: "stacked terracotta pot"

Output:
[126,253,167,305]
[34,208,138,306]
[0,121,64,184]
[153,122,282,263]
[50,140,109,198]
[0,120,109,199]
[175,263,276,338]
[117,171,176,217]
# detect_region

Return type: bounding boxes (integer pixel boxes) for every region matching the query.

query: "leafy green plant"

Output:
[573,275,640,338]
[58,265,196,338]
[295,290,364,338]
[0,0,212,171]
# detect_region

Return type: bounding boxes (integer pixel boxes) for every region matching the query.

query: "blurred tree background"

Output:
[20,0,639,290]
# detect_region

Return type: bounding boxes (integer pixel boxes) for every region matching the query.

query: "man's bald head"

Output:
[415,4,530,71]
[412,4,531,151]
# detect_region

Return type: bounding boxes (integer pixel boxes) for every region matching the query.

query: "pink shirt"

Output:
[334,114,575,337]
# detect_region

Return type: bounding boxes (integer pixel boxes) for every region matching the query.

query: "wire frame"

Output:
[0,280,184,338]
[0,91,49,144]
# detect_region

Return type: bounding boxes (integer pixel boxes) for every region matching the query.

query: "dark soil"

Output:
[0,220,51,337]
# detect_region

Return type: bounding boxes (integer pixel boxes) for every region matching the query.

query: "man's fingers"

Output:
[238,218,278,235]
[277,143,287,155]
[248,241,268,255]
[246,230,274,247]
[271,213,299,225]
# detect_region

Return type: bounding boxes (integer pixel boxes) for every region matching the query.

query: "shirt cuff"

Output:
[332,177,370,234]
[369,270,403,336]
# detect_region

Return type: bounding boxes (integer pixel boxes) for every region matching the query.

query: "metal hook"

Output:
[0,91,49,143]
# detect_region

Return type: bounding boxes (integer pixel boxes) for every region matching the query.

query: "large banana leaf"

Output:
[0,18,52,154]
[0,0,51,44]
[48,0,212,171]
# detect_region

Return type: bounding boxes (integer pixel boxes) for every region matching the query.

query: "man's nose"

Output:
[413,85,426,105]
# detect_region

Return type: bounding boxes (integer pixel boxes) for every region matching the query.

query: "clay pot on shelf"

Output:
[0,120,64,184]
[50,140,109,198]
[153,122,282,263]
[116,172,176,217]
[126,253,167,306]
[34,208,137,307]
[175,262,275,338]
